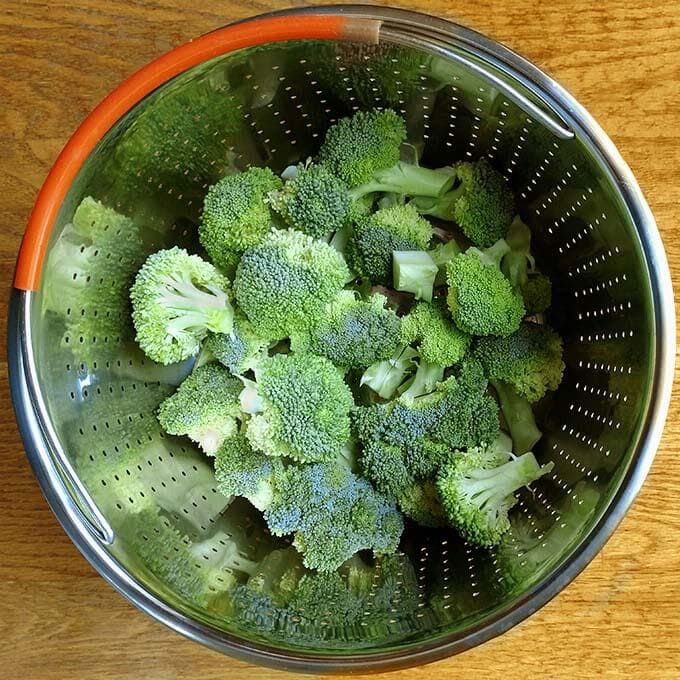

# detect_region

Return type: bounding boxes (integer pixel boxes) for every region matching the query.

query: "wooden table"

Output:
[1,1,679,678]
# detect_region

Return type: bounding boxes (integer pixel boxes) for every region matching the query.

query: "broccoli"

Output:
[268,161,352,239]
[263,462,404,571]
[290,291,402,370]
[241,353,353,463]
[317,109,453,198]
[413,159,515,248]
[492,380,542,454]
[429,238,462,286]
[401,300,470,367]
[474,322,565,402]
[360,345,419,400]
[205,313,270,376]
[157,363,243,455]
[234,228,349,340]
[398,361,445,401]
[199,167,282,272]
[523,272,552,315]
[392,250,439,302]
[345,204,433,284]
[436,440,554,546]
[446,239,525,337]
[130,247,234,365]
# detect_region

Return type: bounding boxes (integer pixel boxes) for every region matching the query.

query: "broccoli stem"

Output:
[239,379,264,414]
[430,238,462,285]
[400,361,444,401]
[492,380,542,454]
[360,344,418,399]
[349,162,455,201]
[393,250,439,302]
[473,238,511,268]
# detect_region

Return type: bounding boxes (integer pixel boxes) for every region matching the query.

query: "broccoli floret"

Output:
[317,109,453,198]
[205,313,270,375]
[429,238,462,285]
[242,353,353,463]
[291,291,402,370]
[130,247,234,365]
[214,434,285,511]
[392,250,439,302]
[474,322,565,402]
[436,442,553,546]
[360,345,419,399]
[446,239,525,337]
[345,204,433,284]
[157,364,243,455]
[401,300,470,367]
[263,462,404,571]
[234,228,349,340]
[414,159,515,248]
[492,380,542,454]
[199,167,282,272]
[523,273,552,315]
[268,161,352,239]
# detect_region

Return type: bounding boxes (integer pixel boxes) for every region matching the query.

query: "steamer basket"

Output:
[8,5,674,673]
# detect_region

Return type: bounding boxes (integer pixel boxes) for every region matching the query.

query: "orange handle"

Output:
[15,14,380,291]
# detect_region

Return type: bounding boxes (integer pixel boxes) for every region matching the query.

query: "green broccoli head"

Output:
[401,300,470,367]
[523,273,552,315]
[205,313,270,375]
[474,321,565,403]
[346,204,433,284]
[234,228,349,340]
[263,462,404,571]
[245,353,354,463]
[291,291,402,369]
[268,162,352,239]
[436,444,553,546]
[199,167,282,271]
[414,159,515,248]
[317,109,406,187]
[156,363,243,455]
[446,240,525,337]
[130,247,234,365]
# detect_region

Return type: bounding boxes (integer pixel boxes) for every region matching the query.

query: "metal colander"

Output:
[8,5,674,673]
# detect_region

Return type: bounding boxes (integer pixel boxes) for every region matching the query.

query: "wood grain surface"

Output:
[1,1,679,678]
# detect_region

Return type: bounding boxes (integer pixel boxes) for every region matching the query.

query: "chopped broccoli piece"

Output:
[130,247,234,365]
[345,204,433,284]
[234,228,349,340]
[393,250,438,302]
[492,380,542,454]
[199,167,282,271]
[429,238,462,285]
[361,345,419,400]
[401,300,470,367]
[263,461,404,571]
[414,159,515,247]
[205,313,270,375]
[291,291,402,370]
[268,161,352,239]
[446,239,525,337]
[436,442,553,546]
[244,353,354,463]
[399,361,445,401]
[474,322,565,402]
[157,363,243,455]
[523,273,552,315]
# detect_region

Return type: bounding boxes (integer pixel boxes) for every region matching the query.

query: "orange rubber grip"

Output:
[15,14,381,291]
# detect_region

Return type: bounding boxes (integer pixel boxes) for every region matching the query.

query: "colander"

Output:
[8,5,674,673]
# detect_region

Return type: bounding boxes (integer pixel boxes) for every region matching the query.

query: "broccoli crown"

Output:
[416,160,514,247]
[246,353,354,463]
[131,247,234,365]
[317,109,406,187]
[199,167,282,271]
[401,300,470,367]
[214,434,284,510]
[263,462,404,571]
[523,273,552,315]
[346,204,433,283]
[268,162,352,239]
[157,363,243,455]
[436,446,553,546]
[474,321,565,402]
[234,229,349,339]
[206,313,270,375]
[446,243,525,337]
[292,291,402,369]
